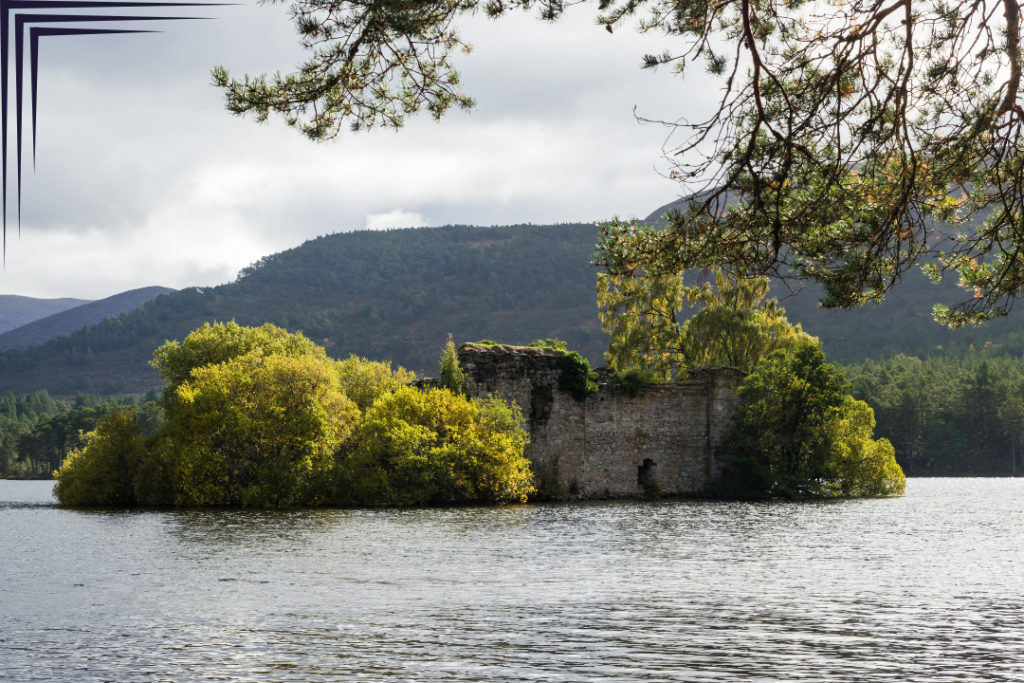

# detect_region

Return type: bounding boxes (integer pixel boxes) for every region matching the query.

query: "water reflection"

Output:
[1,479,1022,681]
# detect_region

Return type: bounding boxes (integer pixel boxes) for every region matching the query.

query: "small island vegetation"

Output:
[53,322,534,507]
[599,268,905,498]
[51,294,906,504]
[716,342,905,499]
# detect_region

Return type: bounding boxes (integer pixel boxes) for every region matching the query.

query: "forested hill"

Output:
[5,222,1024,398]
[0,225,605,396]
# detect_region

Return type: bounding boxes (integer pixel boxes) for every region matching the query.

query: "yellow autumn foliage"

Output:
[55,322,533,508]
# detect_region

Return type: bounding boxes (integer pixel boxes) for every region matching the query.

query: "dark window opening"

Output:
[529,386,554,425]
[638,458,656,487]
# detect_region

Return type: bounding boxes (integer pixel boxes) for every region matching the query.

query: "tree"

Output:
[845,352,1024,475]
[151,321,326,392]
[439,334,466,394]
[824,396,907,497]
[718,341,905,498]
[54,322,534,507]
[999,375,1024,472]
[597,270,688,378]
[335,354,416,410]
[336,385,534,505]
[170,348,360,507]
[597,268,814,376]
[53,412,148,506]
[214,0,1024,326]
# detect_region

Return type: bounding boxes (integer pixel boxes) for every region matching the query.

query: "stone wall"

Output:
[458,343,745,496]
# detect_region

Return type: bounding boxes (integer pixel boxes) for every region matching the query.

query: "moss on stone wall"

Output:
[557,351,598,402]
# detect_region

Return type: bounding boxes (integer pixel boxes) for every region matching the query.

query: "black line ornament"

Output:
[1,0,227,260]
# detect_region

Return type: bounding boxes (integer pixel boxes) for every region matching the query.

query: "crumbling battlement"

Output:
[458,343,744,496]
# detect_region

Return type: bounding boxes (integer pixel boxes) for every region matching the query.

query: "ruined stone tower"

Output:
[457,343,745,497]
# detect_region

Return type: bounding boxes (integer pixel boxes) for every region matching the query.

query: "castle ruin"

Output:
[457,343,745,497]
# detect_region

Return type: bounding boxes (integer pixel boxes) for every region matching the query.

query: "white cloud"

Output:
[0,3,727,299]
[365,210,428,231]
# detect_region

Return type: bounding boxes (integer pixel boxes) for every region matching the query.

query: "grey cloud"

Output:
[2,2,723,299]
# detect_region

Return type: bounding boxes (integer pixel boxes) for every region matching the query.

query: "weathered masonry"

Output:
[458,343,745,496]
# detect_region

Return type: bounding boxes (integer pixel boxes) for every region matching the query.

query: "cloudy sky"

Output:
[1,2,719,299]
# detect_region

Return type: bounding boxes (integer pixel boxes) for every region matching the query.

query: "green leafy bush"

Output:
[527,338,568,351]
[610,368,660,397]
[334,386,534,506]
[170,348,360,507]
[53,411,147,506]
[558,351,598,402]
[132,436,177,506]
[54,323,533,508]
[150,320,324,391]
[529,464,569,500]
[473,338,567,352]
[716,342,905,498]
[335,355,415,411]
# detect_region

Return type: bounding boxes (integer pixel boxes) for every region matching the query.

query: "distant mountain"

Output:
[0,286,175,352]
[644,190,732,227]
[2,221,1024,398]
[0,295,91,334]
[0,226,603,397]
[644,197,688,226]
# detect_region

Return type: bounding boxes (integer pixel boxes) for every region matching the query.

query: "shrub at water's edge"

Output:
[334,386,534,506]
[170,349,359,507]
[52,411,148,506]
[714,342,906,499]
[53,322,534,507]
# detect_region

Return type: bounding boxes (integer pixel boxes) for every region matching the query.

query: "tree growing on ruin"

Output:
[214,0,1024,326]
[597,268,814,376]
[439,334,467,394]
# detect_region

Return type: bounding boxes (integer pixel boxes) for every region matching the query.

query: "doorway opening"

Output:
[638,458,656,487]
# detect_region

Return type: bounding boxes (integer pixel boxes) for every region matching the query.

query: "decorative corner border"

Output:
[1,0,231,260]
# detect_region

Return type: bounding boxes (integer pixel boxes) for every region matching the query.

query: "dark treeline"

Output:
[0,392,163,478]
[845,353,1024,476]
[776,270,1024,363]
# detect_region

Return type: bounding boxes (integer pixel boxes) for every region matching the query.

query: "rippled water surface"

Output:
[2,479,1023,682]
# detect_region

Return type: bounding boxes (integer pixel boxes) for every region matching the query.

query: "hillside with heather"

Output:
[4,222,1024,398]
[0,224,606,396]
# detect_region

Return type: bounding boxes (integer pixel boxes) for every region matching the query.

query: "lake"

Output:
[1,478,1022,681]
